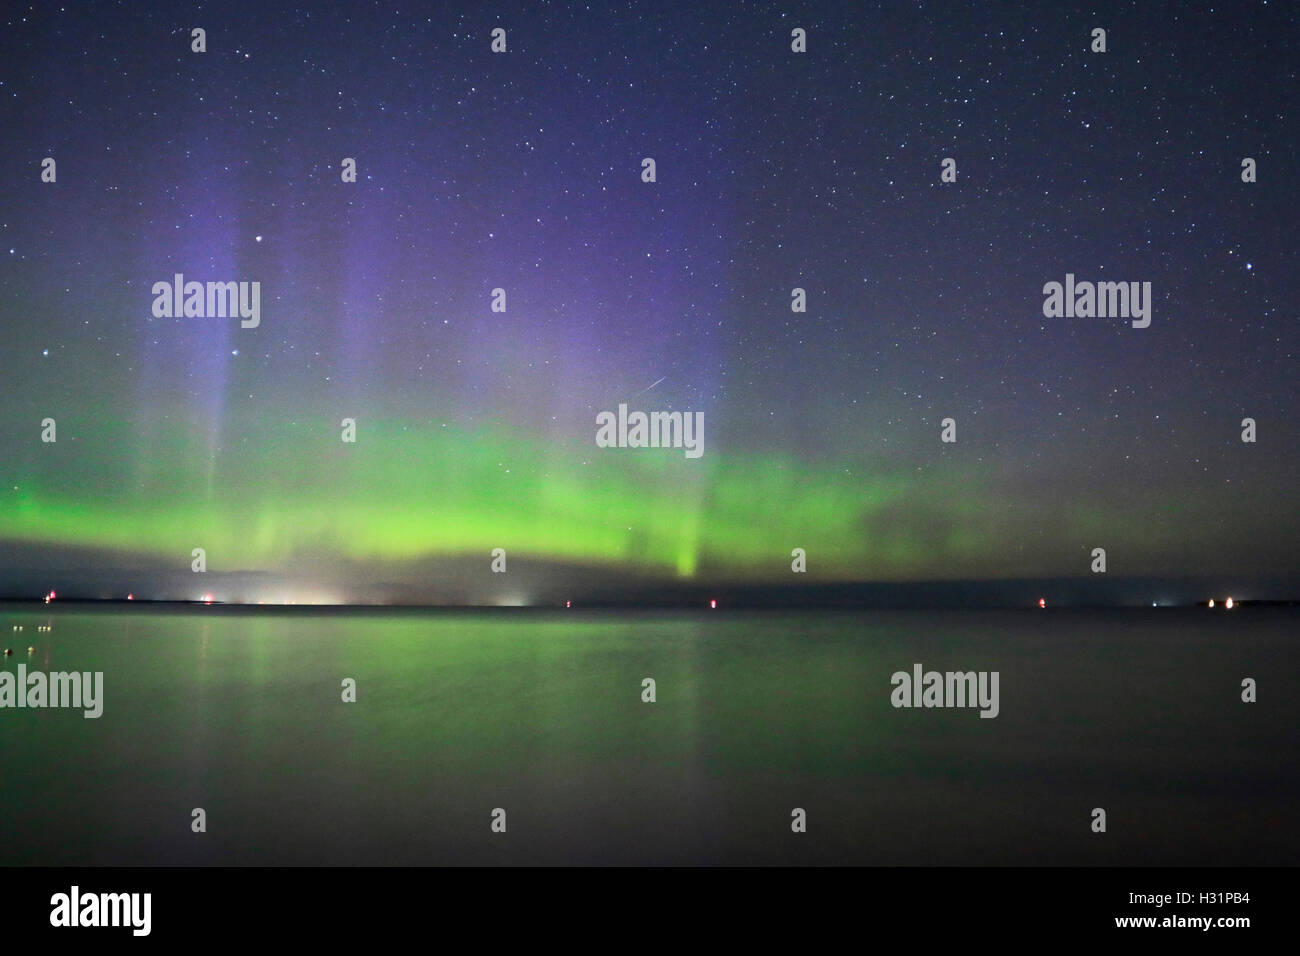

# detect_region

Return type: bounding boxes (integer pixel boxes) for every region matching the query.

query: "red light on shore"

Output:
[710,599,717,609]
[127,594,134,600]
[1038,598,1046,609]
[565,600,571,608]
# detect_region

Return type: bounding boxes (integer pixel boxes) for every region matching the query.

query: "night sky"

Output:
[1,1,1296,603]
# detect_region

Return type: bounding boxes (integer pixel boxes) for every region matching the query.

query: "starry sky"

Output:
[1,1,1297,603]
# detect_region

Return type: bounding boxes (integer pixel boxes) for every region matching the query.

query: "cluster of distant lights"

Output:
[40,589,323,606]
[197,596,309,605]
[1036,597,1238,609]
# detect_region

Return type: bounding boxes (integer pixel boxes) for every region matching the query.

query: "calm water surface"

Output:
[1,605,1295,865]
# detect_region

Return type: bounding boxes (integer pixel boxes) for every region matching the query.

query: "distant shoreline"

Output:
[2,597,1296,611]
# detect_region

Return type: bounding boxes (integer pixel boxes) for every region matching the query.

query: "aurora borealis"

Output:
[2,1,1298,602]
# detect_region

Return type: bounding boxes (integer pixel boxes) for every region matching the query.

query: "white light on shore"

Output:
[1225,597,1234,609]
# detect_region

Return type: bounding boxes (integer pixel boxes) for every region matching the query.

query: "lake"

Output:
[1,605,1295,865]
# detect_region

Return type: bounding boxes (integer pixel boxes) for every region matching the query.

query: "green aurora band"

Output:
[3,417,996,581]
